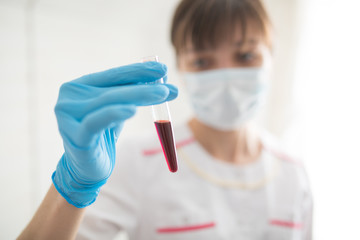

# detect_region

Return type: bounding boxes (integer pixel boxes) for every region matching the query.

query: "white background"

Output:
[0,0,359,239]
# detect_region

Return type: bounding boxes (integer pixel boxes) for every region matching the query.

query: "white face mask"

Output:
[183,67,269,131]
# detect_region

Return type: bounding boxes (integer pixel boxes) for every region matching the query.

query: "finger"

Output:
[164,84,178,102]
[75,62,167,87]
[56,111,82,147]
[96,84,170,106]
[76,105,136,147]
[111,123,123,142]
[56,84,170,119]
[163,75,168,83]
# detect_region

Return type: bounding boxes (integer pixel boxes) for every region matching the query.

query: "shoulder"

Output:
[261,130,303,166]
[261,131,311,191]
[260,131,313,230]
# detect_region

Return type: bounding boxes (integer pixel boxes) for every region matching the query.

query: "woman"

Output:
[18,0,312,239]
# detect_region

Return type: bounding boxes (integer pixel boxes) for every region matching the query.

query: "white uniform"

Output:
[77,123,312,240]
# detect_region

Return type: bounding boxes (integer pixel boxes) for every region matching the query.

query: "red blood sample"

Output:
[154,120,178,172]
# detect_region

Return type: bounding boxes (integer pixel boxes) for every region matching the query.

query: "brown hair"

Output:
[170,0,272,53]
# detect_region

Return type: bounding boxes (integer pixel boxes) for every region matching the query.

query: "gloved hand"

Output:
[52,62,178,208]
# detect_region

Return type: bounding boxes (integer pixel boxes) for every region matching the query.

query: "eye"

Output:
[235,52,256,62]
[192,58,211,69]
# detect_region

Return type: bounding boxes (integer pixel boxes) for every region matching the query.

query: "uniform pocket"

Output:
[153,212,218,240]
[267,219,303,240]
[156,221,216,234]
[269,219,303,229]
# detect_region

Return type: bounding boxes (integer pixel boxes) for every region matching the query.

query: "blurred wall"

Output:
[0,0,300,238]
[293,0,360,239]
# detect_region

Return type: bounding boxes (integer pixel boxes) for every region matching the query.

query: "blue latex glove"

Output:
[52,62,178,208]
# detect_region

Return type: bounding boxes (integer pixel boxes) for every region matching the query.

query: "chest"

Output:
[134,175,305,240]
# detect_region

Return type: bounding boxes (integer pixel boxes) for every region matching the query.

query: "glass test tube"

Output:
[141,56,178,172]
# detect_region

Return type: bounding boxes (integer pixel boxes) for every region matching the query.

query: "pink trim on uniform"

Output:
[157,222,216,233]
[143,137,195,156]
[142,148,163,156]
[263,145,302,165]
[269,219,303,229]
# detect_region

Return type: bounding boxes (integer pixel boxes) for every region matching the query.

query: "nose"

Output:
[217,58,237,69]
[215,51,238,69]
